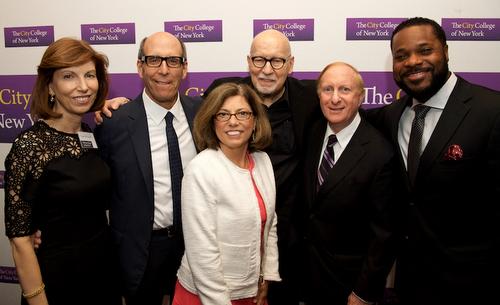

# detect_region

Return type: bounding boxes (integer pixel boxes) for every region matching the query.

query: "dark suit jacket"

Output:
[94,93,201,295]
[365,76,500,305]
[302,115,399,304]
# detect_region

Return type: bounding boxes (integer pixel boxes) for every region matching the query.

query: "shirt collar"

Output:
[280,82,290,105]
[326,112,361,149]
[142,90,182,125]
[412,72,457,110]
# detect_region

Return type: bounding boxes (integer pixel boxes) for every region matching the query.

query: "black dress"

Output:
[4,121,121,305]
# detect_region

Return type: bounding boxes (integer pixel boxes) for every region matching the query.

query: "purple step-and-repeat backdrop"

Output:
[2,71,500,144]
[1,15,500,285]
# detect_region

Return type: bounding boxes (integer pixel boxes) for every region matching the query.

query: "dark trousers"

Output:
[267,279,300,305]
[125,231,183,305]
[267,235,301,305]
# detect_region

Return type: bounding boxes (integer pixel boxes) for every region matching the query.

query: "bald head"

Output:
[317,62,365,93]
[138,31,187,60]
[250,29,291,57]
[247,29,294,105]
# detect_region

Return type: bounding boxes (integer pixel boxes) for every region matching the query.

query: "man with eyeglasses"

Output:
[204,29,319,305]
[94,32,202,305]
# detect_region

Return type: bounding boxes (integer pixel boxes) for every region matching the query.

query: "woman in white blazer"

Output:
[173,83,280,305]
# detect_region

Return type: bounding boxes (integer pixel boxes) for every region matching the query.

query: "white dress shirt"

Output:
[398,73,458,169]
[142,90,197,229]
[318,113,361,171]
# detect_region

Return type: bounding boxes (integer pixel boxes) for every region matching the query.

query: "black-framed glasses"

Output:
[214,111,253,122]
[141,56,185,68]
[250,56,288,70]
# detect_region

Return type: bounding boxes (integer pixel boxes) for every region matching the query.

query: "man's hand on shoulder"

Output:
[94,97,130,124]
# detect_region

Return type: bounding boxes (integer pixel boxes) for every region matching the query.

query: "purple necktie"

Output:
[317,134,337,190]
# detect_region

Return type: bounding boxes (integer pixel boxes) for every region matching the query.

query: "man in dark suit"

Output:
[365,17,500,305]
[95,32,201,305]
[203,29,318,305]
[302,62,399,305]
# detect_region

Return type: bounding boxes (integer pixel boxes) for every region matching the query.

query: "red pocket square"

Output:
[444,144,463,160]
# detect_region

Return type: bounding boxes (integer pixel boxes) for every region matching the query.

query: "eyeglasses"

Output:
[141,56,185,68]
[214,111,253,122]
[250,56,288,70]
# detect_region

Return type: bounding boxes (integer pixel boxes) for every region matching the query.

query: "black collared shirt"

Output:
[264,89,297,191]
[263,88,300,237]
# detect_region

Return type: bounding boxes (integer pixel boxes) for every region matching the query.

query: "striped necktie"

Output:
[317,134,337,190]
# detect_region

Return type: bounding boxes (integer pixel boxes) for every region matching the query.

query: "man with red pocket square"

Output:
[365,17,500,305]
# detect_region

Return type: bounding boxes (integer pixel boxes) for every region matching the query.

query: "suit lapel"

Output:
[306,120,327,206]
[128,96,154,203]
[418,78,471,178]
[287,79,318,149]
[388,96,410,147]
[378,95,411,188]
[317,120,367,200]
[179,95,198,131]
[386,96,412,188]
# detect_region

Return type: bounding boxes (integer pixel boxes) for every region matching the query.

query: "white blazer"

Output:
[177,148,280,305]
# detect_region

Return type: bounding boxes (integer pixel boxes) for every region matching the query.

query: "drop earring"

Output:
[49,94,55,106]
